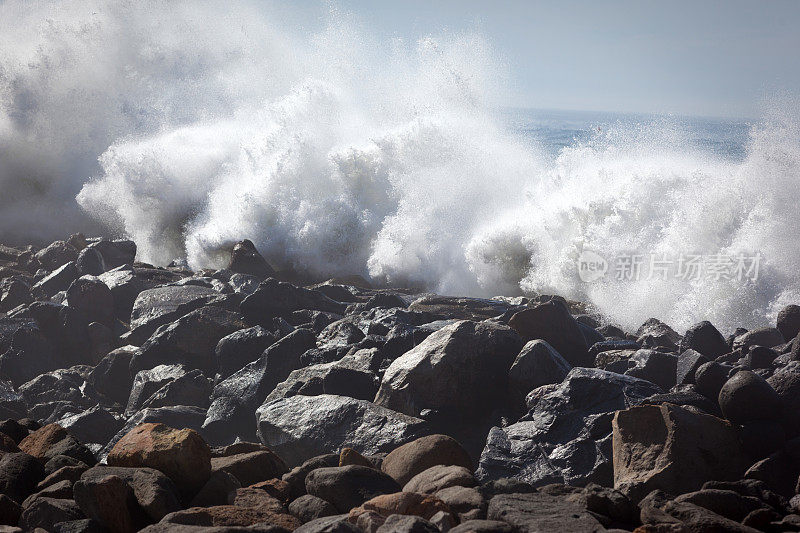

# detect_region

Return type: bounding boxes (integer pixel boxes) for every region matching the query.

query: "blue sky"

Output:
[277,0,800,118]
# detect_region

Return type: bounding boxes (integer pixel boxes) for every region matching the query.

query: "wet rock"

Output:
[304,465,400,513]
[228,240,275,280]
[624,350,677,391]
[128,285,218,344]
[612,403,750,502]
[507,301,591,367]
[34,241,78,272]
[257,394,428,467]
[125,365,189,417]
[107,423,211,495]
[215,326,275,380]
[58,406,125,447]
[66,276,114,327]
[732,327,784,351]
[636,318,681,350]
[778,305,800,342]
[98,266,183,324]
[694,361,730,400]
[240,278,346,324]
[87,346,137,406]
[84,240,136,272]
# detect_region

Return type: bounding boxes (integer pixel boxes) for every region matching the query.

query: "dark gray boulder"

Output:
[624,349,677,391]
[507,340,571,406]
[304,465,400,512]
[240,278,346,324]
[507,301,591,367]
[680,321,729,359]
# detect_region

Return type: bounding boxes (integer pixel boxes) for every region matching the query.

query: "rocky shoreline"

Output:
[1,235,800,532]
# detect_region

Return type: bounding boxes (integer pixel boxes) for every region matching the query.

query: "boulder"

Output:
[487,492,604,532]
[718,370,781,424]
[34,241,78,271]
[19,496,84,531]
[80,466,181,522]
[128,285,218,343]
[159,505,300,529]
[58,406,125,446]
[304,465,401,513]
[624,350,677,391]
[449,520,516,533]
[18,424,95,465]
[210,450,288,487]
[257,394,428,467]
[375,320,523,417]
[289,494,338,523]
[375,514,439,532]
[732,327,785,351]
[636,318,681,349]
[73,474,141,533]
[125,365,189,417]
[214,326,275,379]
[768,366,800,437]
[612,403,751,501]
[476,368,661,486]
[435,486,486,522]
[680,321,729,359]
[65,276,114,327]
[507,340,571,405]
[32,261,80,297]
[507,301,591,367]
[675,349,709,385]
[0,452,45,503]
[403,465,477,494]
[694,361,730,400]
[228,240,274,279]
[98,266,182,321]
[240,278,346,324]
[381,434,472,487]
[84,240,136,271]
[106,423,211,495]
[87,346,137,406]
[778,305,800,342]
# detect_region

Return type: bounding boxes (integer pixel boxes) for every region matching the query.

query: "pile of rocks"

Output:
[1,235,800,532]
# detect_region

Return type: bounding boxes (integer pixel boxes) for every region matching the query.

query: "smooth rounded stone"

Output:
[338,448,372,468]
[508,340,571,405]
[98,406,208,463]
[18,424,96,466]
[733,327,785,351]
[624,349,677,390]
[674,488,767,523]
[477,367,661,487]
[211,450,288,487]
[107,423,211,495]
[375,320,523,417]
[19,496,83,531]
[190,470,241,507]
[57,406,125,447]
[718,370,781,424]
[487,492,604,532]
[75,246,105,277]
[65,276,114,326]
[257,394,428,467]
[81,465,181,522]
[778,305,800,342]
[305,465,401,513]
[240,278,346,325]
[34,241,78,271]
[215,326,275,379]
[381,434,472,487]
[0,432,18,454]
[294,514,361,533]
[375,514,438,533]
[349,492,453,524]
[694,360,731,400]
[87,346,137,406]
[680,321,730,359]
[507,301,591,367]
[435,486,486,521]
[635,318,681,349]
[612,403,751,502]
[289,494,338,523]
[73,474,140,533]
[0,452,45,503]
[228,487,286,511]
[403,465,477,494]
[742,345,778,370]
[449,520,517,533]
[125,364,189,417]
[132,306,248,374]
[282,454,340,499]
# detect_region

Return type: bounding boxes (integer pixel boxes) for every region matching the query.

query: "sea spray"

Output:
[2,1,799,333]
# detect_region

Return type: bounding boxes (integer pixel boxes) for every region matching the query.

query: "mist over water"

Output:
[2,1,799,333]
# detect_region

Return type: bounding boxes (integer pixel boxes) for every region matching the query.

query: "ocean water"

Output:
[1,1,799,334]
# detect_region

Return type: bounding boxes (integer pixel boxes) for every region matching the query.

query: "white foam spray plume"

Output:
[1,1,799,334]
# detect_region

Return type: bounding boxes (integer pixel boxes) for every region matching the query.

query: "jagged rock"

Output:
[624,349,677,391]
[264,360,378,404]
[0,452,45,503]
[215,326,275,379]
[0,380,27,421]
[84,240,136,271]
[305,465,400,513]
[228,240,274,279]
[675,349,709,385]
[487,492,604,532]
[381,435,472,487]
[507,340,571,406]
[139,369,212,412]
[477,368,661,486]
[58,406,125,447]
[733,327,785,351]
[107,423,211,494]
[19,424,95,466]
[34,241,78,271]
[612,403,751,501]
[375,320,523,417]
[128,285,219,343]
[159,505,300,529]
[257,394,428,466]
[636,318,680,349]
[680,321,729,359]
[86,346,137,406]
[132,306,248,374]
[240,279,346,324]
[19,496,83,531]
[65,276,114,327]
[73,474,141,533]
[98,266,182,322]
[435,485,486,522]
[32,261,79,297]
[507,301,591,367]
[0,279,31,312]
[125,365,189,417]
[211,450,288,487]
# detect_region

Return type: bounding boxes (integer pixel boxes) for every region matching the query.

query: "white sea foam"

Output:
[1,1,799,333]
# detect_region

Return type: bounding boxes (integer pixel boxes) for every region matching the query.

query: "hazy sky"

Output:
[282,0,800,118]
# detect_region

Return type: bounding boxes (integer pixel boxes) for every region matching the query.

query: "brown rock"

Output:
[382,434,472,486]
[349,491,454,522]
[210,450,287,487]
[107,423,211,495]
[160,505,301,529]
[249,478,292,503]
[73,474,140,533]
[612,403,750,502]
[340,448,373,468]
[403,465,477,494]
[18,424,66,460]
[228,487,285,512]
